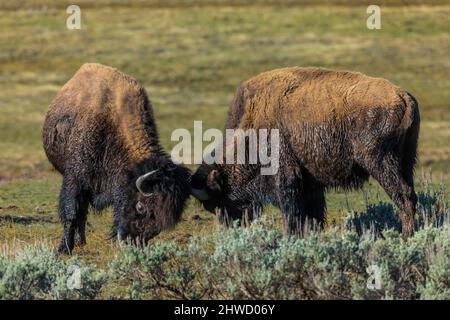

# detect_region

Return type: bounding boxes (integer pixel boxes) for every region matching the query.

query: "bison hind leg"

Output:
[361,153,416,238]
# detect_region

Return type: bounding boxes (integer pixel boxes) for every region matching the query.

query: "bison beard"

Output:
[43,63,191,254]
[191,67,420,238]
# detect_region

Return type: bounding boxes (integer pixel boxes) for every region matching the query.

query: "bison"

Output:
[43,63,191,253]
[191,67,420,237]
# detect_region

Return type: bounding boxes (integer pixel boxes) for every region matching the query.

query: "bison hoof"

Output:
[74,234,86,247]
[56,242,73,255]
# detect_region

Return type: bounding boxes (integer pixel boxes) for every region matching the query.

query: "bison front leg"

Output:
[74,208,88,246]
[363,154,416,238]
[276,164,306,235]
[57,176,88,254]
[302,183,326,230]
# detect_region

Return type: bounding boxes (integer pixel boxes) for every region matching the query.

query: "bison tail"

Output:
[225,83,247,129]
[399,91,420,180]
[399,91,420,133]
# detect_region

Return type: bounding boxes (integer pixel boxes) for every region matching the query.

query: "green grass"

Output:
[0,1,449,282]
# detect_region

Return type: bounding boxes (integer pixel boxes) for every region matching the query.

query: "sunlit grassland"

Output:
[0,2,449,269]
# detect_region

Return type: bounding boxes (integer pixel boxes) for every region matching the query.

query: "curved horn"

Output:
[191,187,210,201]
[136,169,159,197]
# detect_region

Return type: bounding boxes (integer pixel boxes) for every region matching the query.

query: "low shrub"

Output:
[110,183,450,300]
[2,183,449,300]
[0,246,107,299]
[109,242,211,299]
[109,220,450,300]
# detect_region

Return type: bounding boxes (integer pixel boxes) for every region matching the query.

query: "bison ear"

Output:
[206,169,222,194]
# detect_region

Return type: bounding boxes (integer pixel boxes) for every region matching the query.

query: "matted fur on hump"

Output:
[61,63,160,162]
[238,67,405,126]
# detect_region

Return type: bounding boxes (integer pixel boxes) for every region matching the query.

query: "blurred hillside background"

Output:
[0,0,449,263]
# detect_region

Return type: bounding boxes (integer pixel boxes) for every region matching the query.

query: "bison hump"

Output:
[46,63,160,163]
[237,67,405,125]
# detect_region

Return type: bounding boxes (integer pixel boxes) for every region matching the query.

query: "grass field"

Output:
[0,0,449,283]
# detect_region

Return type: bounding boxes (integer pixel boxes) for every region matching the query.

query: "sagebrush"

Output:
[110,184,450,300]
[1,184,449,300]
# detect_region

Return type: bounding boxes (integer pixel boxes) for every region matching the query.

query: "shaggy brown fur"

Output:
[192,67,420,237]
[46,63,159,164]
[43,63,191,253]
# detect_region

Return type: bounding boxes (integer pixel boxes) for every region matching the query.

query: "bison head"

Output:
[117,162,191,244]
[190,164,247,221]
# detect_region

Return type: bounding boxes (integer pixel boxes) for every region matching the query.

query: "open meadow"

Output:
[0,0,449,299]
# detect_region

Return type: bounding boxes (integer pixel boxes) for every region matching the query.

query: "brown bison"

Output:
[43,63,191,253]
[191,67,420,237]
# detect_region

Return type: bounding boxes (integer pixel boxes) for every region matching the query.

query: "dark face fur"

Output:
[118,164,191,244]
[191,164,245,220]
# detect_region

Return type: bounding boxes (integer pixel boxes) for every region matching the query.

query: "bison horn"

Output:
[136,169,159,197]
[191,187,210,201]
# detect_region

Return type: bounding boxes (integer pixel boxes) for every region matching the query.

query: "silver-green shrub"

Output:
[110,183,450,300]
[0,246,107,300]
[2,183,448,300]
[110,242,211,299]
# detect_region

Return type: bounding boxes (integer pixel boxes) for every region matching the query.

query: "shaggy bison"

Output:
[43,63,191,253]
[191,67,420,237]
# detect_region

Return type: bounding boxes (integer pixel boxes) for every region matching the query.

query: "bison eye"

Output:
[135,201,145,214]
